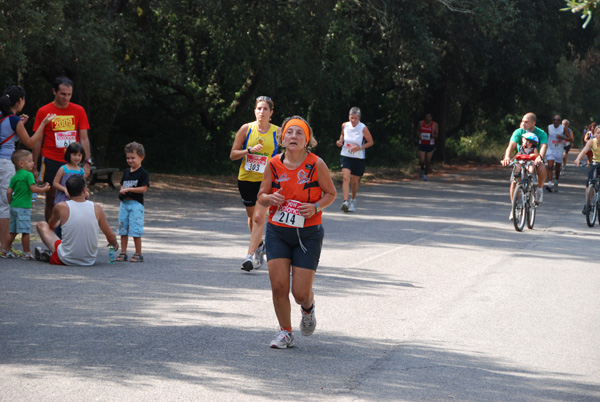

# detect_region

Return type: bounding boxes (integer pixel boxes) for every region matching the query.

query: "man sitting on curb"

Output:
[36,175,118,265]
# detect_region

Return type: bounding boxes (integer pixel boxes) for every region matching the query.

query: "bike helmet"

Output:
[523,132,539,145]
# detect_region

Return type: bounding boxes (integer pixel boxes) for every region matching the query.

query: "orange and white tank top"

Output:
[237,122,279,182]
[268,152,322,228]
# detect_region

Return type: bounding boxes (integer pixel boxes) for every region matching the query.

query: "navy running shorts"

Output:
[265,222,324,271]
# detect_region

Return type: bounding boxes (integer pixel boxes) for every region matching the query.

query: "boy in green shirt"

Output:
[2,150,50,259]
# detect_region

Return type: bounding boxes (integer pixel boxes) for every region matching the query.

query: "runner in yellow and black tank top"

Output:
[229,96,280,272]
[237,121,279,182]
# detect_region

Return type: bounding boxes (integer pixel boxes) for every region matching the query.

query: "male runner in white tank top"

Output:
[35,175,118,265]
[546,114,568,192]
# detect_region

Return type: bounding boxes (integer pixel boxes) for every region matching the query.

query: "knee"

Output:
[270,279,289,299]
[36,221,48,232]
[252,210,266,227]
[292,288,312,306]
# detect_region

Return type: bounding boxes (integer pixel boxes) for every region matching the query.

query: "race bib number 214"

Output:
[273,200,305,228]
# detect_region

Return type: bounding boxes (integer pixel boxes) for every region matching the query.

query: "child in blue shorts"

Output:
[2,150,50,259]
[116,142,149,263]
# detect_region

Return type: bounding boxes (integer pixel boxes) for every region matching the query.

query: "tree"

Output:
[563,0,600,27]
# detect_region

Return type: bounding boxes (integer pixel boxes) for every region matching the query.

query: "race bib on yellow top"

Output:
[273,199,305,228]
[244,154,268,173]
[421,132,431,140]
[54,131,77,148]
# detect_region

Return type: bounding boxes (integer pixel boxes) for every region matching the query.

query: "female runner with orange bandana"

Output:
[230,96,279,272]
[258,116,336,349]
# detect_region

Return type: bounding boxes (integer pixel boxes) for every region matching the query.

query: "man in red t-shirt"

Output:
[32,77,92,221]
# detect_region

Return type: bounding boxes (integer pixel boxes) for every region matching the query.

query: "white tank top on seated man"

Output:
[57,200,100,266]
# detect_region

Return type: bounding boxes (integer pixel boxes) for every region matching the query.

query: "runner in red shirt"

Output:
[32,77,91,221]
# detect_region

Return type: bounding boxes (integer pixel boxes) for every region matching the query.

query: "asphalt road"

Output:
[1,160,599,401]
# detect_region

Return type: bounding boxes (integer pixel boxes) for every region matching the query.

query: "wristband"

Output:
[315,203,321,214]
[85,158,93,165]
[247,148,252,155]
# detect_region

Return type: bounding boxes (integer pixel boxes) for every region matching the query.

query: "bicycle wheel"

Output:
[527,190,536,229]
[512,185,526,232]
[586,184,596,227]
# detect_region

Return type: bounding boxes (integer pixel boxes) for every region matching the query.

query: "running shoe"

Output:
[582,204,589,215]
[300,303,316,336]
[419,169,424,178]
[21,252,34,260]
[254,242,266,269]
[34,247,51,262]
[509,210,514,221]
[535,190,543,204]
[423,174,428,181]
[553,180,558,193]
[270,328,295,349]
[241,256,254,272]
[348,200,356,212]
[340,200,349,212]
[0,250,17,258]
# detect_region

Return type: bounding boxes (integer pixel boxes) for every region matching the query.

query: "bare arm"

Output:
[360,126,374,150]
[79,129,91,177]
[15,113,56,150]
[95,204,119,250]
[257,166,276,207]
[336,123,345,147]
[120,184,148,195]
[575,139,594,166]
[432,122,439,138]
[536,143,548,165]
[7,188,12,205]
[501,142,518,166]
[30,183,51,194]
[48,203,64,230]
[298,158,337,218]
[230,123,261,161]
[53,167,67,195]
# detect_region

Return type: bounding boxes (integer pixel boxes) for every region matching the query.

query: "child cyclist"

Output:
[116,142,149,262]
[574,126,600,214]
[3,150,51,259]
[513,133,539,177]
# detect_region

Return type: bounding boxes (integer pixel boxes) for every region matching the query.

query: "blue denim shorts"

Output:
[118,200,145,237]
[265,223,324,271]
[9,207,31,234]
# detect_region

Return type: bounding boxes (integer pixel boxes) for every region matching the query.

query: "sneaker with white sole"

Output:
[270,328,295,349]
[509,210,514,221]
[253,242,266,269]
[241,255,254,272]
[348,200,356,212]
[340,200,349,212]
[535,190,543,204]
[553,180,558,193]
[300,303,316,336]
[423,173,428,181]
[34,247,51,262]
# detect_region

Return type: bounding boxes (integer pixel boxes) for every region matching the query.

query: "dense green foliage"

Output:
[1,0,599,173]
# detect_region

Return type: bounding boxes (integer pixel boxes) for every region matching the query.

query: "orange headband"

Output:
[281,118,310,145]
